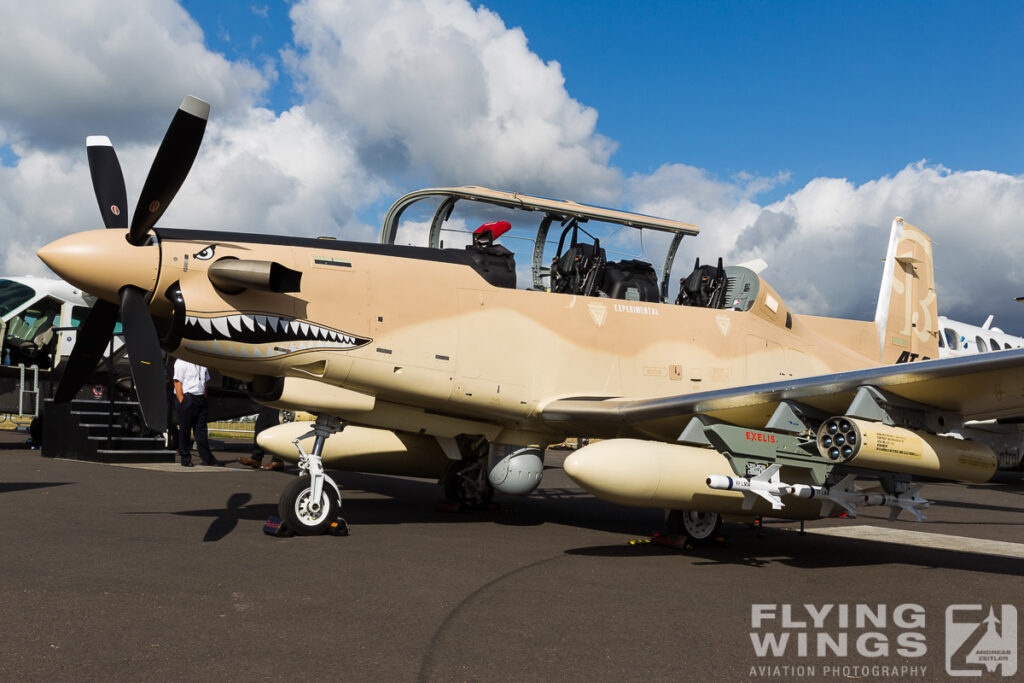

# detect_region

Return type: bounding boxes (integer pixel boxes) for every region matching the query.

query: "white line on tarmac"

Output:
[807,525,1024,559]
[70,460,248,472]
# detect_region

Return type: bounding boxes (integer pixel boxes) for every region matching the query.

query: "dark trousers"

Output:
[178,394,214,464]
[252,406,282,463]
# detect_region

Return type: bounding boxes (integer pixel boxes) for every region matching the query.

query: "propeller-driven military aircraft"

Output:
[38,96,1024,538]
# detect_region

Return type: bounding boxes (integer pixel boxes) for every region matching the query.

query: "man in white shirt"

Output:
[173,358,221,467]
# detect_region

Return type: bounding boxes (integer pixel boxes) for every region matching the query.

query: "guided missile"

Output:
[791,475,930,521]
[706,464,792,510]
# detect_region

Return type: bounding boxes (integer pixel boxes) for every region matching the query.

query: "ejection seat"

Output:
[465,220,516,289]
[600,259,660,302]
[549,220,607,297]
[676,257,728,308]
[675,258,762,312]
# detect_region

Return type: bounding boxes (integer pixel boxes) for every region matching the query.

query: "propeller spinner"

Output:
[39,95,210,432]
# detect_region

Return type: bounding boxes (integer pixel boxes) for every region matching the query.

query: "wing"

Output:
[540,348,1024,440]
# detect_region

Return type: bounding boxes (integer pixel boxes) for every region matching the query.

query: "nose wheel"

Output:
[280,415,344,535]
[279,477,341,535]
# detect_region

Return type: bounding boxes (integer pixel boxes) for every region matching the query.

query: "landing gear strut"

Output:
[442,435,494,508]
[279,415,344,535]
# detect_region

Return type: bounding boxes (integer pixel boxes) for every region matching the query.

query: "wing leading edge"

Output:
[541,348,1024,440]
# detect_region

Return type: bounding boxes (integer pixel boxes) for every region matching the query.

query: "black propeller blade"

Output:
[86,136,128,229]
[53,299,119,403]
[128,95,210,245]
[119,286,168,433]
[53,289,169,433]
[54,95,209,432]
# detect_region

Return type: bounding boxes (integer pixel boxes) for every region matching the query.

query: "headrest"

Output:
[474,220,512,241]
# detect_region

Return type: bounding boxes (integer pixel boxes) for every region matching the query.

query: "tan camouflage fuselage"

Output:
[126,219,935,447]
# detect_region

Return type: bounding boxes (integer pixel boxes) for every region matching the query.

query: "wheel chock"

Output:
[630,532,728,551]
[327,517,349,536]
[263,516,349,537]
[651,532,692,550]
[263,516,294,537]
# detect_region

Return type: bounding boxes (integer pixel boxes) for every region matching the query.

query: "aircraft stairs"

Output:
[41,397,174,463]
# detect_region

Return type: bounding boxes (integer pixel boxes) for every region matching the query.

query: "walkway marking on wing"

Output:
[807,525,1024,559]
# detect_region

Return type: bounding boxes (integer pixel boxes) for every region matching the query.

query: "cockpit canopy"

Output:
[380,186,698,300]
[378,186,770,314]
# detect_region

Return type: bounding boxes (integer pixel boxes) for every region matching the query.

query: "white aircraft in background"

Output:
[0,276,94,368]
[937,314,1024,358]
[928,312,1024,470]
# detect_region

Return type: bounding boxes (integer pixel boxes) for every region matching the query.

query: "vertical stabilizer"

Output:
[873,218,939,363]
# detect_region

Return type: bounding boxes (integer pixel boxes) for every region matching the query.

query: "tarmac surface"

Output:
[1,429,1022,681]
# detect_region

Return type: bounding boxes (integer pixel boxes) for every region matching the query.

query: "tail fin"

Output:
[873,218,939,363]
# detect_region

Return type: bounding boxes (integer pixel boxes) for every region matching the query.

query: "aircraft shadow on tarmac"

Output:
[329,470,666,535]
[149,470,664,542]
[127,492,278,542]
[0,481,71,494]
[566,530,1024,577]
[148,470,1024,576]
[966,470,1024,495]
[927,498,1024,518]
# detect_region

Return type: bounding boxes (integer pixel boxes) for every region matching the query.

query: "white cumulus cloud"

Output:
[284,0,620,201]
[0,0,269,150]
[627,162,1024,330]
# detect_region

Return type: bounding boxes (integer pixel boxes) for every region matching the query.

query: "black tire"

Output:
[278,476,341,536]
[442,463,494,508]
[665,509,722,542]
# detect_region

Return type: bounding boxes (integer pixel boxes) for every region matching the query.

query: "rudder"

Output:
[873,218,939,363]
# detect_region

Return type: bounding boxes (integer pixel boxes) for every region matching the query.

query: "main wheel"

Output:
[279,476,341,535]
[665,509,722,542]
[443,461,494,508]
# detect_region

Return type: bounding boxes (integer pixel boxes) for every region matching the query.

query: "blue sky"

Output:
[185,1,1024,202]
[2,0,1024,331]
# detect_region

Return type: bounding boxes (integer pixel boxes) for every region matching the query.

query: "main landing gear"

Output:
[442,435,494,509]
[665,509,722,543]
[278,415,345,535]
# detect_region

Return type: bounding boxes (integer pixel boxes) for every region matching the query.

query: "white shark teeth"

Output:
[211,317,231,337]
[186,311,363,351]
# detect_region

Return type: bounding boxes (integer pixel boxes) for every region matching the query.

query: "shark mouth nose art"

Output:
[181,313,370,358]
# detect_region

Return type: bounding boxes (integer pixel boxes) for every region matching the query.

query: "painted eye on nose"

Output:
[193,245,216,260]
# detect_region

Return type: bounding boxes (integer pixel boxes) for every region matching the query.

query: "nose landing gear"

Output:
[278,415,345,535]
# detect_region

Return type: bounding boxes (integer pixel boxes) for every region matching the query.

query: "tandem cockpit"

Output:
[379,186,764,313]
